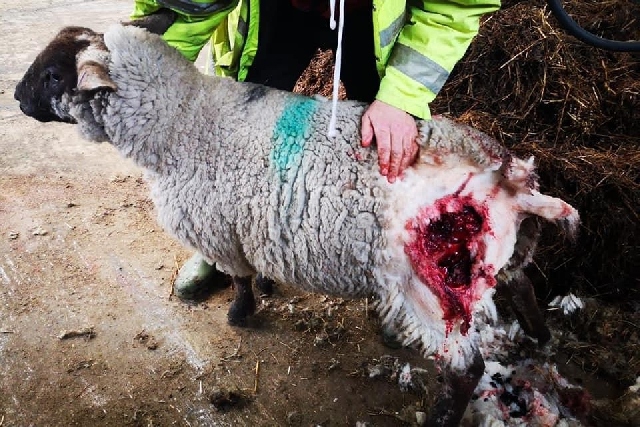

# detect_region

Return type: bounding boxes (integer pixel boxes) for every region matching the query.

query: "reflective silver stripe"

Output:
[388,43,450,94]
[379,11,406,48]
[158,0,235,15]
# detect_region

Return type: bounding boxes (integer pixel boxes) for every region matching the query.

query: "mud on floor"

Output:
[1,1,638,426]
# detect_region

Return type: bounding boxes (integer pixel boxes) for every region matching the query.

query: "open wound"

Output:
[404,194,495,335]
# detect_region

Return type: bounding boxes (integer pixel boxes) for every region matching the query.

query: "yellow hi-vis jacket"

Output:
[131,0,500,120]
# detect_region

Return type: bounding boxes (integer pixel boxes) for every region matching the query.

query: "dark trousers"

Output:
[245,1,380,103]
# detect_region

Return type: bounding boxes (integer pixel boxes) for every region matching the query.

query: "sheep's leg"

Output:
[428,349,484,427]
[497,216,550,344]
[254,274,274,297]
[227,276,256,327]
[499,270,551,345]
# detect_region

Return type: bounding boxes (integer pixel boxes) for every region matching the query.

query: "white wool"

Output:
[462,360,580,427]
[328,0,345,138]
[29,23,579,372]
[549,293,584,315]
[507,320,521,341]
[369,152,540,370]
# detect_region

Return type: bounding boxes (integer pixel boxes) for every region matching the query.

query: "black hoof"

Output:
[255,274,274,296]
[227,296,256,327]
[227,311,248,327]
[227,276,256,327]
[381,325,403,349]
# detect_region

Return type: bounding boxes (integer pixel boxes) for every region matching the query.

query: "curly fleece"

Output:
[70,25,579,370]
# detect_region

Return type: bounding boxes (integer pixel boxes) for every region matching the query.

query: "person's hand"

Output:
[361,100,419,183]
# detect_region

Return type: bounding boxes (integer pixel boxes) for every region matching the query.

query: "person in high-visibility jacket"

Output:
[130,0,501,299]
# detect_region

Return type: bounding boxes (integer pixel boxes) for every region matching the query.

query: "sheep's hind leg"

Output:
[254,274,274,297]
[497,217,551,345]
[428,349,484,427]
[227,276,256,327]
[499,270,551,345]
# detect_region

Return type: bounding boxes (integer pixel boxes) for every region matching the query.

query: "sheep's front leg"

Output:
[428,349,484,427]
[227,276,256,327]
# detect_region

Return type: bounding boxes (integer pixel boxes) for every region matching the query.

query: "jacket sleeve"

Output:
[131,0,236,62]
[376,0,501,120]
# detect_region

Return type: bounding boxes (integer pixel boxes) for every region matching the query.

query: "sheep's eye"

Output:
[43,69,61,88]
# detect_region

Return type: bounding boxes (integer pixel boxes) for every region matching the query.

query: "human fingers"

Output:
[361,112,374,148]
[400,139,419,173]
[387,134,404,183]
[376,127,391,177]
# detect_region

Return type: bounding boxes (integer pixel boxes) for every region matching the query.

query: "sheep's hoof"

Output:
[227,300,254,327]
[227,312,249,327]
[380,325,403,349]
[255,274,274,297]
[227,276,257,327]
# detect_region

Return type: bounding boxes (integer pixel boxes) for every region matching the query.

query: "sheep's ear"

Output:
[77,60,116,92]
[76,36,116,92]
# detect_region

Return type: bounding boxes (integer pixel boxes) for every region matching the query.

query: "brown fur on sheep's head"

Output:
[13,26,115,123]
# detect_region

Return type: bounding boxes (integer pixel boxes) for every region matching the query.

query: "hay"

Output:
[434,0,640,387]
[293,1,639,301]
[294,49,346,99]
[291,0,640,389]
[553,299,640,385]
[431,0,640,302]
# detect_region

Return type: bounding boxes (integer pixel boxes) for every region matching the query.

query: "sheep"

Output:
[14,23,579,426]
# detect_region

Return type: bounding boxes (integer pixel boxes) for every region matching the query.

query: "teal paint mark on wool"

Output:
[271,96,318,181]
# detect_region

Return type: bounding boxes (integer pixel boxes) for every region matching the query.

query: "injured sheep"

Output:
[14,24,579,426]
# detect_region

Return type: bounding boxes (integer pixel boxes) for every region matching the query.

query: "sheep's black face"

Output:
[14,27,94,123]
[14,62,75,123]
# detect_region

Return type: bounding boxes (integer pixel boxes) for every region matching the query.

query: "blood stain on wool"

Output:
[404,194,495,334]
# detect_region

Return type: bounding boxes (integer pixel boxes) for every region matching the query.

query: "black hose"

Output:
[547,0,640,52]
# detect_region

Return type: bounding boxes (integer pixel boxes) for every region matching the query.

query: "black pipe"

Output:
[547,0,640,52]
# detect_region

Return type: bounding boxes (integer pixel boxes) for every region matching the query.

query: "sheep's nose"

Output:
[19,103,35,116]
[13,84,35,116]
[13,86,20,101]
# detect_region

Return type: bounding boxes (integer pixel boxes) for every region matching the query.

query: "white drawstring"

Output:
[329,0,337,29]
[327,0,345,138]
